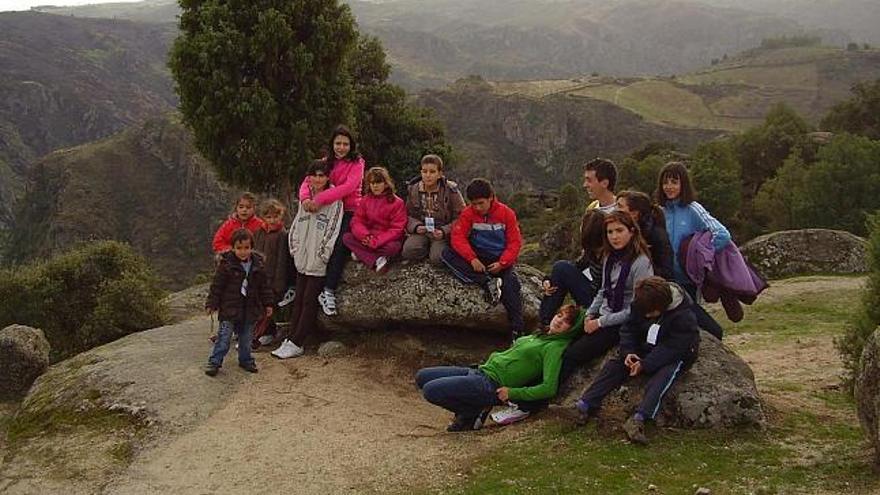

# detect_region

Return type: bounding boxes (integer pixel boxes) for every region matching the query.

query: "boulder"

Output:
[162,283,210,323]
[0,324,51,399]
[560,333,765,428]
[855,327,880,467]
[321,261,544,333]
[742,229,867,279]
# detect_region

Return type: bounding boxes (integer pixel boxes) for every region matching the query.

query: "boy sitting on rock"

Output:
[574,276,700,444]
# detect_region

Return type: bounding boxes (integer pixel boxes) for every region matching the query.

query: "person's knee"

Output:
[415,369,431,390]
[422,381,448,405]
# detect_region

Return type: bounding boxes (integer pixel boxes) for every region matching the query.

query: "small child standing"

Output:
[342,166,406,273]
[212,192,264,254]
[253,199,292,346]
[401,154,465,265]
[272,160,345,359]
[441,178,524,340]
[574,276,700,444]
[205,228,275,376]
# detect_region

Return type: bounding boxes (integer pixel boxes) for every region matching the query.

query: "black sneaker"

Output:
[446,408,491,432]
[204,364,219,377]
[623,416,648,445]
[239,362,259,373]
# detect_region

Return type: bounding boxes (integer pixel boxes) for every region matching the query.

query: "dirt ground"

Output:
[0,276,867,494]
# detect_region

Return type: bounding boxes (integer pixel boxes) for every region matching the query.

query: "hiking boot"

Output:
[278,286,296,307]
[204,364,219,377]
[318,290,338,316]
[271,339,304,359]
[574,399,596,426]
[482,277,502,307]
[491,404,530,426]
[375,256,389,273]
[239,361,259,373]
[623,416,648,445]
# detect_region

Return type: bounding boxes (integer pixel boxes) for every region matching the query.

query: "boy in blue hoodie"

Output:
[574,276,700,444]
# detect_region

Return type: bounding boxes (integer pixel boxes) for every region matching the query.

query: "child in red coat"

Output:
[212,192,264,254]
[342,167,407,273]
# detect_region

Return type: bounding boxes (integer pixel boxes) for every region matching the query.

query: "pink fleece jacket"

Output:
[298,156,365,212]
[350,194,407,248]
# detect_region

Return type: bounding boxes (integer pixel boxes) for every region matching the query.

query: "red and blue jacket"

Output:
[450,199,522,269]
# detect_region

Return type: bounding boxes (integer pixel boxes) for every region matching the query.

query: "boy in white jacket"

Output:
[272,161,345,359]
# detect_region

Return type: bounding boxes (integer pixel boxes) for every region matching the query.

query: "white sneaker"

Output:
[318,290,337,316]
[271,339,304,359]
[375,256,388,273]
[277,287,296,307]
[258,334,275,346]
[491,404,530,425]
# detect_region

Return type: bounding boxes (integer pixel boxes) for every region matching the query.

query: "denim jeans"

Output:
[539,260,597,325]
[416,366,501,419]
[209,320,255,367]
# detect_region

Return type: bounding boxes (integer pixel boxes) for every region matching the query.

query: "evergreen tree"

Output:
[690,140,741,227]
[821,80,880,140]
[169,0,359,195]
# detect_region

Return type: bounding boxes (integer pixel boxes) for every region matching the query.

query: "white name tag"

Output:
[647,323,660,345]
[582,268,593,281]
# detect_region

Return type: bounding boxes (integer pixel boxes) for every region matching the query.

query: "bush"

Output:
[0,241,167,362]
[837,212,880,388]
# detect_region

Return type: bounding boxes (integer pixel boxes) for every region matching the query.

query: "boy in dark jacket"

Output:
[253,199,293,346]
[205,229,275,376]
[441,178,524,340]
[574,276,700,444]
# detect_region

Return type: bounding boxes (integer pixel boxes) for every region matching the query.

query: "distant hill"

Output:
[6,116,231,289]
[0,11,176,231]
[34,0,852,90]
[489,45,880,132]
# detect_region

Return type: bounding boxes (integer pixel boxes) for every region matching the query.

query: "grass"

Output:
[409,276,879,495]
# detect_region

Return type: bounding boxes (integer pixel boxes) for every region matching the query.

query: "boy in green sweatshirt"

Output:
[415,305,584,432]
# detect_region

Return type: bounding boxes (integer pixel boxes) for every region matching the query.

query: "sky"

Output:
[0,0,143,12]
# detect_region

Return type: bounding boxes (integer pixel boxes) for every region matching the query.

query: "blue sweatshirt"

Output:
[663,199,730,281]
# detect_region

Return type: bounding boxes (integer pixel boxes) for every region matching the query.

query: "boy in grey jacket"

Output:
[401,154,465,265]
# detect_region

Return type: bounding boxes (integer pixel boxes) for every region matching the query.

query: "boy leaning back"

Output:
[441,178,524,340]
[204,228,275,376]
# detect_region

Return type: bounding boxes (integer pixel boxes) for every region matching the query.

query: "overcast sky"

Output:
[0,0,143,12]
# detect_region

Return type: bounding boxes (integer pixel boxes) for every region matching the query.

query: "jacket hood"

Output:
[537,308,587,342]
[667,282,693,311]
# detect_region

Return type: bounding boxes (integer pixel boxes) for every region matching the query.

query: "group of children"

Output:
[201,124,732,445]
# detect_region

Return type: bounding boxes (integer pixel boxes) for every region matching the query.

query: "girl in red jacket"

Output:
[342,166,407,273]
[212,192,264,254]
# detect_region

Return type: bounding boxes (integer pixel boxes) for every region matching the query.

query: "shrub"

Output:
[837,212,880,388]
[0,241,167,362]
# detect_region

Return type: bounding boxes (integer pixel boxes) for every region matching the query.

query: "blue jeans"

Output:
[416,366,501,418]
[539,260,597,325]
[208,320,255,367]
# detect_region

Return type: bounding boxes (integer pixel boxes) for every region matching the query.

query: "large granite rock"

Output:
[0,324,51,400]
[322,261,545,333]
[560,333,765,428]
[855,327,880,467]
[162,283,210,323]
[742,229,867,279]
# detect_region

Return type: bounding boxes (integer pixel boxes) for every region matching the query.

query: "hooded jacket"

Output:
[297,156,365,213]
[405,177,466,236]
[212,215,264,253]
[480,310,586,402]
[450,199,522,268]
[289,193,345,277]
[350,193,407,248]
[254,222,290,298]
[206,251,275,322]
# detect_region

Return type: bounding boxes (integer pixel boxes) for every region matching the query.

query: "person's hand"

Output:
[584,318,601,334]
[432,229,444,240]
[265,306,274,318]
[628,360,642,377]
[302,199,318,212]
[542,280,558,296]
[487,262,503,274]
[416,225,427,235]
[624,353,640,368]
[496,387,510,402]
[361,235,371,246]
[470,258,486,273]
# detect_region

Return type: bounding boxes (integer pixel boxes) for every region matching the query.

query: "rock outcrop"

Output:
[855,327,880,467]
[0,325,50,399]
[162,283,210,323]
[319,261,544,333]
[560,333,765,428]
[742,229,867,279]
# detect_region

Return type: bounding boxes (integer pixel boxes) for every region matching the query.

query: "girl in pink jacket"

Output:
[342,167,407,273]
[297,125,365,316]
